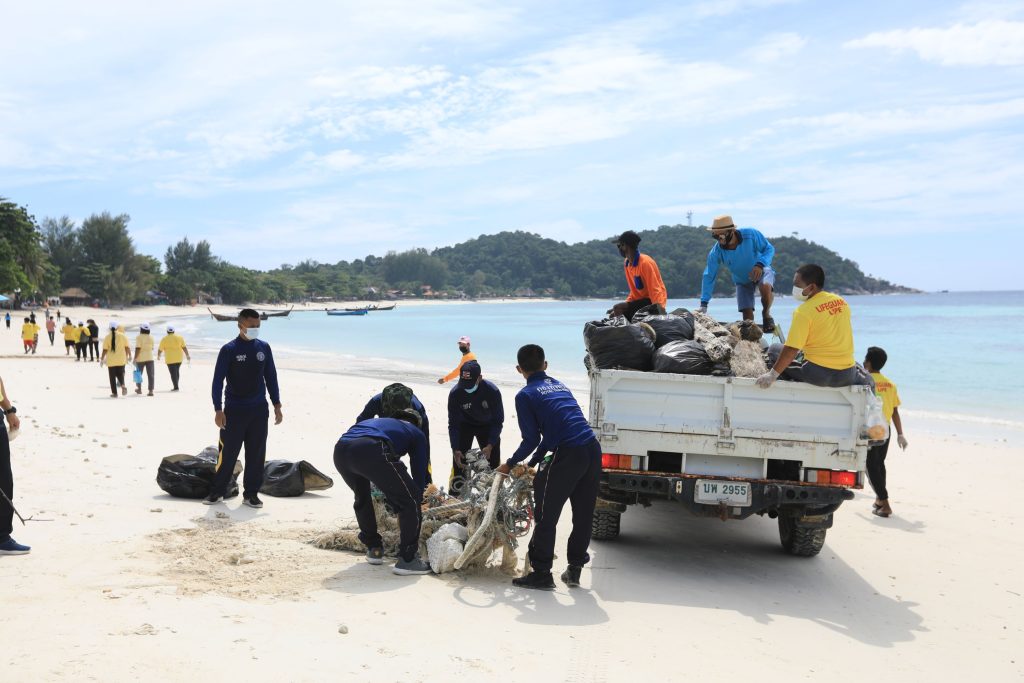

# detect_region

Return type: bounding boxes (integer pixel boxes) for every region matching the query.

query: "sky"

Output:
[2,0,1022,292]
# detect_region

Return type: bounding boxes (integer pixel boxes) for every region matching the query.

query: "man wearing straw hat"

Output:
[699,215,777,332]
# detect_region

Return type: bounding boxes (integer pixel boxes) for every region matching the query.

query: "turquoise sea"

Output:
[174,291,1024,444]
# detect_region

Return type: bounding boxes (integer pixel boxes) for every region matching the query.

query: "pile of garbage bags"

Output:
[583,307,768,378]
[156,448,334,499]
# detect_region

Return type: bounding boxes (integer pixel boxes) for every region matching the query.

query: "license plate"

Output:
[694,479,752,506]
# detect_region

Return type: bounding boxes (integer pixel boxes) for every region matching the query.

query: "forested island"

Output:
[1,197,912,306]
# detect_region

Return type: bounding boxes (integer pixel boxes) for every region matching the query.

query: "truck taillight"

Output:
[805,469,858,487]
[601,454,637,470]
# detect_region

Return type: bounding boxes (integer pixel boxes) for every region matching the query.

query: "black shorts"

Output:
[64,339,75,348]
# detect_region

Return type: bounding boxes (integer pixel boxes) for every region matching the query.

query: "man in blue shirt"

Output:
[207,309,283,508]
[356,383,432,484]
[447,361,503,495]
[497,344,600,590]
[334,410,431,576]
[699,215,777,332]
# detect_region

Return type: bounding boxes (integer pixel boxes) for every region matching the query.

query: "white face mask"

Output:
[242,326,261,340]
[792,285,810,302]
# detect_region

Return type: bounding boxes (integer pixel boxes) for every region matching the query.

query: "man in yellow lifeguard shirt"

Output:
[757,264,873,389]
[133,323,156,396]
[863,346,908,518]
[61,318,77,356]
[100,321,131,397]
[437,336,477,385]
[157,325,190,391]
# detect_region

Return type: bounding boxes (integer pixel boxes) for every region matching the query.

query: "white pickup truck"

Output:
[588,369,873,556]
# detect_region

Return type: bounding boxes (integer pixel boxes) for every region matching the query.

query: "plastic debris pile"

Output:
[311,451,534,574]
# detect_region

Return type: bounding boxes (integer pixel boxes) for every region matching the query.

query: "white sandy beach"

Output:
[0,309,1021,682]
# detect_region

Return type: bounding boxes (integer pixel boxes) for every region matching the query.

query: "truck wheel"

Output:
[592,510,621,540]
[778,515,826,557]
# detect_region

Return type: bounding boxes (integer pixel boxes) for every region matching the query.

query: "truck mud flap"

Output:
[603,473,854,521]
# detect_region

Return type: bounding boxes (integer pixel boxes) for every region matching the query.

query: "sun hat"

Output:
[458,335,471,345]
[708,215,736,232]
[166,325,175,333]
[140,322,150,331]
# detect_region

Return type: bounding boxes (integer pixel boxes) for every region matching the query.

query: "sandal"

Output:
[762,316,776,333]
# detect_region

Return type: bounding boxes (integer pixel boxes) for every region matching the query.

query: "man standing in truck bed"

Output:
[699,215,777,332]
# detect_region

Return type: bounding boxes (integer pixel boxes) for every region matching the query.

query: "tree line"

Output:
[1,196,908,307]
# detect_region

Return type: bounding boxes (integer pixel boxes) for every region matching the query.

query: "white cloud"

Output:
[845,20,1024,66]
[744,33,807,63]
[690,0,800,19]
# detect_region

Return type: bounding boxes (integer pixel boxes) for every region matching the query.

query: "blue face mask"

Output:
[464,383,479,394]
[242,326,261,340]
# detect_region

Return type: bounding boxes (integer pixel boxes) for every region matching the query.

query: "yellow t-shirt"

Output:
[134,334,155,363]
[102,332,131,367]
[21,323,35,341]
[871,372,901,423]
[443,351,478,382]
[158,334,187,364]
[77,326,90,342]
[32,323,40,337]
[786,291,855,370]
[62,324,77,341]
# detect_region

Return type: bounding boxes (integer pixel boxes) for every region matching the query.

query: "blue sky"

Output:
[2,0,1022,291]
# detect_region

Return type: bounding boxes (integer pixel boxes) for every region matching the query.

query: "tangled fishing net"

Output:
[311,450,534,574]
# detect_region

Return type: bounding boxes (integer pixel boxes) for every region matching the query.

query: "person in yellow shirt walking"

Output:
[100,321,131,397]
[437,336,477,385]
[157,325,190,391]
[863,346,908,518]
[133,323,156,396]
[19,318,37,354]
[757,264,873,389]
[61,318,76,356]
[74,321,90,362]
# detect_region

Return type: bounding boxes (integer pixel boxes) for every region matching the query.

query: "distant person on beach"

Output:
[62,318,76,355]
[333,409,431,575]
[863,347,908,518]
[608,230,667,322]
[447,360,504,495]
[699,215,777,332]
[45,316,56,346]
[87,319,100,361]
[157,326,190,391]
[100,321,130,397]
[20,318,37,354]
[758,264,873,390]
[437,336,477,384]
[133,323,156,396]
[207,309,283,508]
[356,383,432,484]
[0,373,29,556]
[497,344,601,590]
[4,312,10,330]
[74,322,90,361]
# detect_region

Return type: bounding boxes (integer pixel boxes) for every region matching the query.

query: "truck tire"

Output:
[778,515,826,557]
[592,510,621,540]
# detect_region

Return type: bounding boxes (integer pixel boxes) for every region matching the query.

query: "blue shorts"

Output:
[736,267,775,311]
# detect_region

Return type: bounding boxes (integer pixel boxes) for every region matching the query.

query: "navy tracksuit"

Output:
[334,418,428,561]
[508,372,601,574]
[356,392,432,484]
[210,337,280,498]
[447,380,504,493]
[0,427,14,542]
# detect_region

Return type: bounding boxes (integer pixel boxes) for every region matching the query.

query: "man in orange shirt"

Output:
[437,335,478,384]
[608,230,668,321]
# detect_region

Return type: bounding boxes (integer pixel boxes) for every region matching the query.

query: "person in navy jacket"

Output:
[207,309,283,508]
[447,361,503,495]
[497,344,600,590]
[334,410,432,575]
[356,383,432,484]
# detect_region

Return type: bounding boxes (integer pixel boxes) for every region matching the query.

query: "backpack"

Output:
[380,383,414,417]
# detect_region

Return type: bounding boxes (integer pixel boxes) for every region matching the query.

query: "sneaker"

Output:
[512,571,556,590]
[243,494,263,509]
[0,538,31,555]
[560,565,582,588]
[365,547,384,565]
[392,555,432,575]
[202,493,223,505]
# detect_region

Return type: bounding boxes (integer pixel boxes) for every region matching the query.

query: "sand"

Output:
[0,311,1022,681]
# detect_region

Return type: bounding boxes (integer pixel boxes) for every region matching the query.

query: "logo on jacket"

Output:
[257,351,265,362]
[235,354,247,362]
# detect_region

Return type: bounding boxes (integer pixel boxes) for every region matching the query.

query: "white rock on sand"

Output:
[0,305,1021,681]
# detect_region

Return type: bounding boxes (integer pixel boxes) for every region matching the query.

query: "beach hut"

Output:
[59,287,91,306]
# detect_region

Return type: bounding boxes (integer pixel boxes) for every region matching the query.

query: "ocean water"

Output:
[173,291,1024,442]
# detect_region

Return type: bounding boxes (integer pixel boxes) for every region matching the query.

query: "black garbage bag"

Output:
[653,340,718,375]
[643,313,696,348]
[260,460,335,497]
[630,303,667,322]
[583,319,656,370]
[156,447,241,499]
